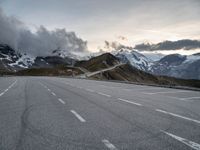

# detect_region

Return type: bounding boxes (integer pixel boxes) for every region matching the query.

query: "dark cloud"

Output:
[0,8,88,56]
[134,40,200,51]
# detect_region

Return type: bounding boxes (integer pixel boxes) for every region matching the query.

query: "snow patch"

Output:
[9,54,35,68]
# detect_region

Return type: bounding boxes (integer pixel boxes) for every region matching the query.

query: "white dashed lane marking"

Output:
[40,83,66,105]
[98,92,111,97]
[156,109,200,124]
[102,139,118,150]
[86,89,94,92]
[117,98,142,106]
[162,131,200,150]
[58,98,66,104]
[70,110,86,122]
[51,92,56,96]
[167,96,189,101]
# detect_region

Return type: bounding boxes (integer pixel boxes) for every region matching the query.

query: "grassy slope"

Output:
[90,64,200,88]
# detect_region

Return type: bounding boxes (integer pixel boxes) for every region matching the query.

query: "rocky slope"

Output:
[0,44,76,73]
[149,54,200,79]
[112,48,200,80]
[113,48,151,71]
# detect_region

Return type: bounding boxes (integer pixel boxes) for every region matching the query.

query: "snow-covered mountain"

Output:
[149,53,200,79]
[110,48,200,80]
[139,51,164,61]
[113,48,152,71]
[0,44,76,72]
[0,44,35,71]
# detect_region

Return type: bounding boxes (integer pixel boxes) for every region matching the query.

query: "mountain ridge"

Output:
[0,44,200,81]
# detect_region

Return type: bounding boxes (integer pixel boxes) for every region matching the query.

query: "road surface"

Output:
[0,76,200,150]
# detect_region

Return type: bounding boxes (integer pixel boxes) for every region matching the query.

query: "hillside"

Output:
[75,53,120,72]
[88,64,200,88]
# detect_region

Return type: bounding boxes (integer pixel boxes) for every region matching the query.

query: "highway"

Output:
[0,77,200,150]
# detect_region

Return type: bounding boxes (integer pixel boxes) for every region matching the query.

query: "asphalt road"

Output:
[0,77,200,150]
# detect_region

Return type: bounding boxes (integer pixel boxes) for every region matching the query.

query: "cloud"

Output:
[134,40,200,51]
[0,8,88,56]
[102,41,133,51]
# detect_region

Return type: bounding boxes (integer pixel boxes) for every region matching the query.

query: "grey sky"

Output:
[1,0,200,51]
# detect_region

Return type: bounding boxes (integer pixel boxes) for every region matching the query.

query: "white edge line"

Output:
[102,139,118,150]
[70,110,86,122]
[161,130,200,150]
[156,109,200,124]
[118,98,142,106]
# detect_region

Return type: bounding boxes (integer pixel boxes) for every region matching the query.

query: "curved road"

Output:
[0,77,200,150]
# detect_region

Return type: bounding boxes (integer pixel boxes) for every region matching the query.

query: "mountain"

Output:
[77,55,200,88]
[138,52,164,61]
[193,53,200,56]
[149,54,200,80]
[75,53,120,72]
[111,48,200,80]
[0,44,76,74]
[113,48,152,71]
[17,53,121,77]
[1,47,198,88]
[0,43,200,81]
[75,52,199,88]
[0,44,34,72]
[33,56,75,68]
